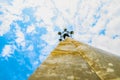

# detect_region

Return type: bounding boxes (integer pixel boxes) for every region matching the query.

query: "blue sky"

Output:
[0,0,120,80]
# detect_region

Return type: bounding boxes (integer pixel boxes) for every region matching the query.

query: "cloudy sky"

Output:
[0,0,120,80]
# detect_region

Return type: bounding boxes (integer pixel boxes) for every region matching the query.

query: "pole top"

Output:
[58,28,74,41]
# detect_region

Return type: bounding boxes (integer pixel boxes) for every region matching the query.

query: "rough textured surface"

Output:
[29,38,120,80]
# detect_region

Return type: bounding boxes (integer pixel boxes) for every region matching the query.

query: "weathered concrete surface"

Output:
[29,38,120,80]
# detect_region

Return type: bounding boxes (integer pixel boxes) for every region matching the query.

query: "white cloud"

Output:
[33,61,39,66]
[92,35,120,55]
[0,13,19,36]
[15,25,26,47]
[0,0,23,36]
[1,45,15,58]
[26,25,35,33]
[27,45,34,51]
[35,6,54,26]
[40,30,58,45]
[106,16,120,37]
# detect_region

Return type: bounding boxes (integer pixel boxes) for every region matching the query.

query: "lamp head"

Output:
[58,32,61,35]
[64,28,67,31]
[58,28,74,41]
[70,31,74,34]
